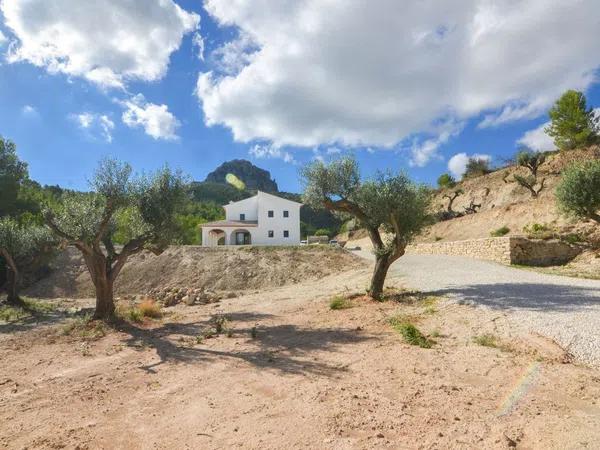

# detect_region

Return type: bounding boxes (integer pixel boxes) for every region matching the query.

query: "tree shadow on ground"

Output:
[430,283,600,312]
[116,312,372,377]
[0,299,93,335]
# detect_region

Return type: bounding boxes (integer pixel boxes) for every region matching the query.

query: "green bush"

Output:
[314,228,330,236]
[329,296,353,310]
[490,226,510,237]
[437,173,456,189]
[388,315,432,348]
[463,158,491,179]
[556,160,600,224]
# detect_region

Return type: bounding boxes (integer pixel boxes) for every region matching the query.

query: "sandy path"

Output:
[351,253,600,368]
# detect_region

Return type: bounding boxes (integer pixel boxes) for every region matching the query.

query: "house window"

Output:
[283,210,289,218]
[268,230,274,238]
[239,213,245,221]
[283,230,289,238]
[268,210,274,218]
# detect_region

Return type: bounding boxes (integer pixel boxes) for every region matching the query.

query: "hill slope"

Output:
[205,159,278,192]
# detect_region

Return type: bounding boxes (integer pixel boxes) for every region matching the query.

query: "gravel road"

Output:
[357,251,600,368]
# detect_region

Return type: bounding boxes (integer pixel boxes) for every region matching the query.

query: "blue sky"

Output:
[1,0,599,193]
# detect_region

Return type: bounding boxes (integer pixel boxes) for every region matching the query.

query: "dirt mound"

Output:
[26,246,366,299]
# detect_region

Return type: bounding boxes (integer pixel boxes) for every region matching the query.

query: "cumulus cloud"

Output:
[120,94,180,141]
[71,112,114,143]
[1,0,199,88]
[517,122,555,152]
[249,143,295,164]
[448,153,491,179]
[197,0,600,155]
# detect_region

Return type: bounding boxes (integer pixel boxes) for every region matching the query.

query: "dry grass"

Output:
[138,299,162,318]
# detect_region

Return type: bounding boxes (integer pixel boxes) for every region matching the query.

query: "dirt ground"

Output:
[2,266,599,449]
[26,245,365,299]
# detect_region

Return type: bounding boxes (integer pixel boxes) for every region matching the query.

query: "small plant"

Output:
[138,299,162,318]
[437,173,456,189]
[195,335,204,344]
[523,222,553,239]
[388,315,432,348]
[329,295,353,310]
[0,304,28,322]
[473,334,498,348]
[430,329,442,338]
[250,326,258,339]
[211,314,229,334]
[434,236,443,242]
[490,226,510,237]
[61,315,108,340]
[424,306,437,315]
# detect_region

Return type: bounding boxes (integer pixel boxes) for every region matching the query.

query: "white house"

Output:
[201,191,302,246]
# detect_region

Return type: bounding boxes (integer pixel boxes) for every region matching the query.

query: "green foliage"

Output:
[523,223,553,239]
[437,173,456,189]
[556,160,600,223]
[463,157,491,179]
[314,228,330,237]
[473,334,498,348]
[329,296,353,310]
[546,90,599,150]
[301,157,430,299]
[0,217,57,300]
[0,137,29,217]
[388,315,432,348]
[490,226,510,237]
[516,149,545,176]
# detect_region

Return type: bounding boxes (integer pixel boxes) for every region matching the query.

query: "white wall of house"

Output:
[201,191,301,246]
[224,196,258,221]
[255,192,301,245]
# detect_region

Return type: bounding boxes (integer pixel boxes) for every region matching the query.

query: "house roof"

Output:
[223,190,303,208]
[201,220,259,228]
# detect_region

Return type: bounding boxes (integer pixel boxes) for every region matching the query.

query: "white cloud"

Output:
[517,121,554,152]
[1,0,199,88]
[193,33,205,62]
[249,143,295,164]
[326,147,342,155]
[448,152,491,179]
[21,104,38,116]
[197,0,600,155]
[409,120,464,167]
[71,112,114,143]
[0,30,7,45]
[121,94,180,141]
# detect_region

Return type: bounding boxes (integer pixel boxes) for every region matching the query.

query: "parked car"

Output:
[329,240,339,246]
[300,240,307,245]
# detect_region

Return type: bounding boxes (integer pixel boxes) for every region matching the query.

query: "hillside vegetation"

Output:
[421,146,600,243]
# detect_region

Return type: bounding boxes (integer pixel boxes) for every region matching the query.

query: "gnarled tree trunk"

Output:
[92,274,115,320]
[368,253,393,300]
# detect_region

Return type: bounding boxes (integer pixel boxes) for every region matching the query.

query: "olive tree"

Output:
[556,160,600,224]
[44,159,187,319]
[504,149,546,197]
[301,157,430,299]
[0,218,56,304]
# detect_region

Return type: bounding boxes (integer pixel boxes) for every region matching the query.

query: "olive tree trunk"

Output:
[5,267,21,304]
[368,254,393,300]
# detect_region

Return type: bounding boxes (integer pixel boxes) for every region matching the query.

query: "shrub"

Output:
[329,296,353,310]
[490,226,510,237]
[523,223,554,240]
[138,299,162,318]
[463,158,491,179]
[556,160,600,224]
[437,173,456,189]
[473,334,498,348]
[388,315,432,348]
[314,228,330,236]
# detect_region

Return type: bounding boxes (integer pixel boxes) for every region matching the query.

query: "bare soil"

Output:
[25,245,365,299]
[2,266,599,449]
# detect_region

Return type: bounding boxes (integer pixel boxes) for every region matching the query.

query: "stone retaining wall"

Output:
[407,236,581,266]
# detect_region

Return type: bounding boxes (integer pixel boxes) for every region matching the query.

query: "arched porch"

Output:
[230,229,252,245]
